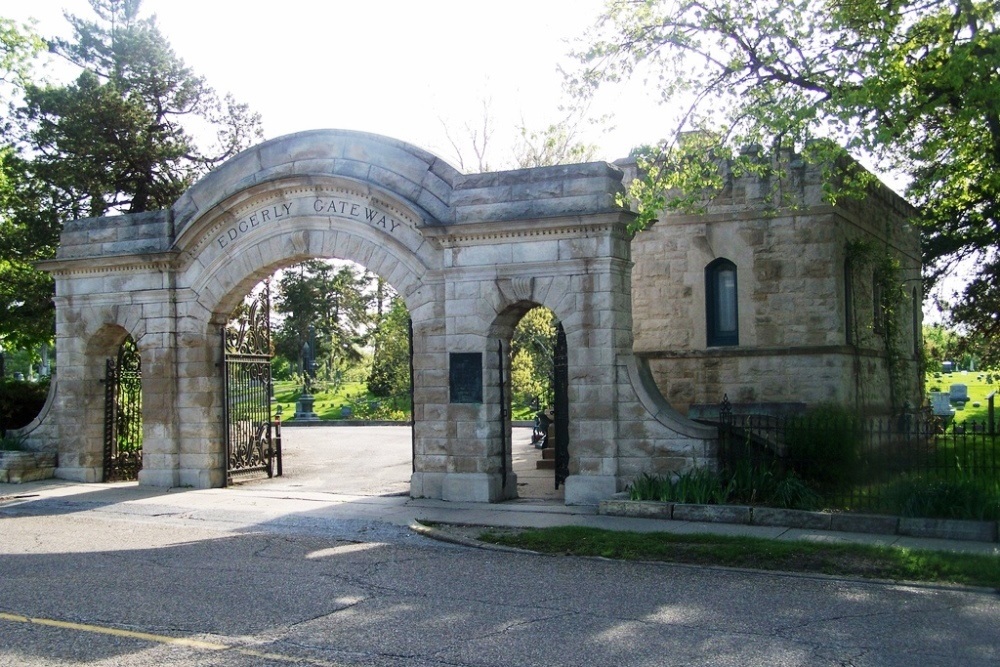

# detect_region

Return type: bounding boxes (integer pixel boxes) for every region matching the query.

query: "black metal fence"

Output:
[717,401,1000,515]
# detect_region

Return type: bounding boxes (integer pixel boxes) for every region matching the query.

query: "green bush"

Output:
[784,404,862,490]
[627,465,821,510]
[0,433,27,451]
[0,378,49,431]
[882,474,1000,521]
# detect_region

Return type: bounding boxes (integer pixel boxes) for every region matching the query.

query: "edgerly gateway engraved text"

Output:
[216,197,403,250]
[313,198,401,233]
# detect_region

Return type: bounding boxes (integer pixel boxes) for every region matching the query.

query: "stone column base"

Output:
[564,474,617,505]
[54,466,101,483]
[179,468,224,489]
[418,472,517,503]
[138,468,180,488]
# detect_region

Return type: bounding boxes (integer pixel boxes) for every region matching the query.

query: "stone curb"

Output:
[599,499,1000,544]
[408,521,540,554]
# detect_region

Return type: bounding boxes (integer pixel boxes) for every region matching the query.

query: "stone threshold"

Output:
[0,451,57,484]
[599,498,999,544]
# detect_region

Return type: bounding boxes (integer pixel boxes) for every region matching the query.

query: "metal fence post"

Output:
[988,391,996,437]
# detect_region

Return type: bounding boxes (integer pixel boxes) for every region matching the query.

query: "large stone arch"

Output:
[36,129,718,503]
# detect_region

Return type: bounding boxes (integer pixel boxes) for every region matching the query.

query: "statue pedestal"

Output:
[294,392,320,421]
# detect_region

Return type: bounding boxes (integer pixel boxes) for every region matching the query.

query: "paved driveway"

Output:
[250,424,563,500]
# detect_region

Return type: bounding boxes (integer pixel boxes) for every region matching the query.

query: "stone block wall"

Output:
[625,151,923,417]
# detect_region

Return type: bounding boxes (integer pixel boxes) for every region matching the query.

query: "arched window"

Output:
[706,258,739,347]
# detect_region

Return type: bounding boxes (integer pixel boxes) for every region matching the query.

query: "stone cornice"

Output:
[38,251,179,276]
[423,214,632,247]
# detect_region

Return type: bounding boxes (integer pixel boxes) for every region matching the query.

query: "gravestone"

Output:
[942,361,954,373]
[949,383,969,406]
[930,391,954,418]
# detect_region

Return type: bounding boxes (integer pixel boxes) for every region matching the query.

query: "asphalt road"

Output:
[1,427,998,666]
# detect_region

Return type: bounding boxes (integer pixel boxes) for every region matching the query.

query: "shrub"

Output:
[0,433,27,451]
[882,474,1000,521]
[628,472,670,501]
[784,404,862,490]
[0,378,49,432]
[671,468,729,504]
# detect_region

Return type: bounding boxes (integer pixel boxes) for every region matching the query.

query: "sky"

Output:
[8,0,666,167]
[4,1,962,318]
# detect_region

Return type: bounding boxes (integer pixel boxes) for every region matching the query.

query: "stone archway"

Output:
[34,129,718,503]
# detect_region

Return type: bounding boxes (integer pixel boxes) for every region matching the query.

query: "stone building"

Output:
[15,132,921,499]
[624,151,923,420]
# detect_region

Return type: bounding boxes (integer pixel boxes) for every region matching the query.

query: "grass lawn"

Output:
[926,369,998,424]
[272,379,410,421]
[471,525,1000,588]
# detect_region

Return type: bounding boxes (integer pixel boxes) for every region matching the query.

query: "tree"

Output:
[367,295,411,400]
[0,19,49,354]
[21,0,262,217]
[273,261,373,384]
[511,307,557,409]
[442,98,605,173]
[573,0,1000,347]
[511,103,606,169]
[0,0,262,352]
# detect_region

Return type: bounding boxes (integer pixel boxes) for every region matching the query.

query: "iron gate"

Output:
[103,337,142,482]
[223,284,277,484]
[553,323,569,488]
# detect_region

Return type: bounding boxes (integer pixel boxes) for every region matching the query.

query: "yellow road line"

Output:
[0,611,343,665]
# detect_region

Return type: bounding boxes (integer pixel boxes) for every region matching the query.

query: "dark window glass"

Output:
[706,259,738,347]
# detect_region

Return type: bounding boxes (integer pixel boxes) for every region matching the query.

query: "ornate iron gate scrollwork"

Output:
[103,337,142,482]
[553,323,569,488]
[223,284,277,485]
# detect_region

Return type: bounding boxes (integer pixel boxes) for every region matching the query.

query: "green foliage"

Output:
[272,261,374,379]
[882,474,1000,521]
[923,324,962,368]
[727,459,822,510]
[1,1,262,350]
[0,432,27,451]
[367,294,411,399]
[575,0,1000,346]
[23,0,263,216]
[0,377,49,432]
[628,464,821,510]
[0,21,53,351]
[619,132,730,232]
[845,238,909,409]
[511,307,556,409]
[784,404,863,490]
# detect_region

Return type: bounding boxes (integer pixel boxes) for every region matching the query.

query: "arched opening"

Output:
[497,304,567,502]
[102,334,143,482]
[221,258,415,495]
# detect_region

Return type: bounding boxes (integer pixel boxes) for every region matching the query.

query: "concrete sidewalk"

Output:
[2,478,998,557]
